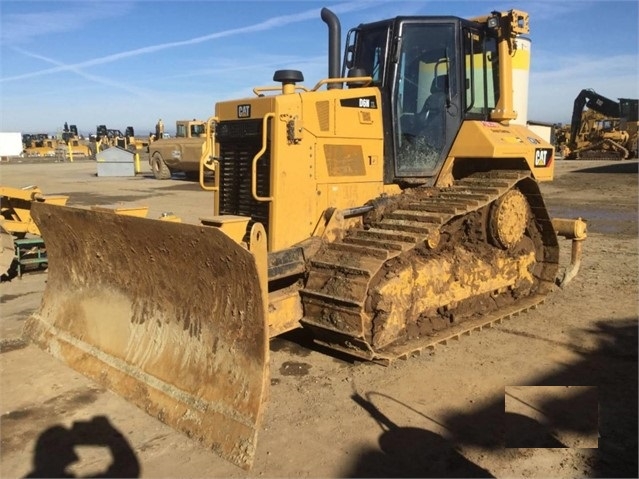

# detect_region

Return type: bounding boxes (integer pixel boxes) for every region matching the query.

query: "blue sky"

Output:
[1,0,637,136]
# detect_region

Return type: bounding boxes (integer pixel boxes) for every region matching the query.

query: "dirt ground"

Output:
[0,157,637,478]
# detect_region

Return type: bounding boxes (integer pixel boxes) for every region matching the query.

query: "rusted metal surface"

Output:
[23,202,268,470]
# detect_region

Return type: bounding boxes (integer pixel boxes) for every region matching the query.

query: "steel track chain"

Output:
[300,170,559,363]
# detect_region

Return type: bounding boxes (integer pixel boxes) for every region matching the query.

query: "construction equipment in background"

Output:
[58,122,91,157]
[24,8,587,470]
[553,122,570,155]
[0,186,68,276]
[92,125,124,152]
[148,118,213,179]
[565,89,639,160]
[22,134,58,157]
[91,125,149,155]
[124,126,150,154]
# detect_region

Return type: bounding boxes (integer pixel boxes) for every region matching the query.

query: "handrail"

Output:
[311,76,373,91]
[199,115,219,192]
[253,75,374,96]
[252,113,275,202]
[253,85,309,96]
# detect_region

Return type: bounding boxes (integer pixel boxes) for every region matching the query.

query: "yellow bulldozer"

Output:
[24,8,586,470]
[22,133,58,157]
[91,125,149,155]
[58,122,91,158]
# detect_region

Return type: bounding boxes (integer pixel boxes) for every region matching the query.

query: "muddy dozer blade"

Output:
[24,202,268,470]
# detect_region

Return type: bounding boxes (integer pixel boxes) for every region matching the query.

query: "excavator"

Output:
[566,88,639,159]
[24,8,586,470]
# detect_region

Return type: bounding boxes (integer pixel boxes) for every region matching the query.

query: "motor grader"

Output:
[24,7,586,470]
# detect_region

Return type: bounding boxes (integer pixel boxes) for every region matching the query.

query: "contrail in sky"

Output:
[2,2,373,83]
[11,47,155,98]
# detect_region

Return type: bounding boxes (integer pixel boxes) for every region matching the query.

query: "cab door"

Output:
[391,21,462,178]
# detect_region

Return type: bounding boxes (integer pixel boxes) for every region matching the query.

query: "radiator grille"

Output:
[216,120,270,240]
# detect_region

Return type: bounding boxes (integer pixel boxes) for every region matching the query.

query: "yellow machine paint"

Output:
[25,205,269,468]
[0,186,69,276]
[212,84,389,252]
[24,8,585,471]
[0,186,69,236]
[22,138,58,157]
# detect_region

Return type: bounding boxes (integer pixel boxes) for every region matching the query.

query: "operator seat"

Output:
[418,74,448,150]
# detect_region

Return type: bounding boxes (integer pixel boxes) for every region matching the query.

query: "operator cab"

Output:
[344,16,500,183]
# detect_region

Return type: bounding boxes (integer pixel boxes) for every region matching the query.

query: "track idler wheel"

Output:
[488,189,529,249]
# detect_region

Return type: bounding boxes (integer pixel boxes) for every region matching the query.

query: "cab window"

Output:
[394,23,457,175]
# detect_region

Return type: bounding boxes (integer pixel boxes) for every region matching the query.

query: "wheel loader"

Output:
[24,8,586,470]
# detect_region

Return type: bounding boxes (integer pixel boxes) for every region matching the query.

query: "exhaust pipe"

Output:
[321,8,341,89]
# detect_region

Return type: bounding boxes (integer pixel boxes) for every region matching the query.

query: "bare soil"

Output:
[0,158,637,478]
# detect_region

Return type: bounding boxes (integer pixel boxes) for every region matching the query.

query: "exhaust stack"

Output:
[321,8,341,89]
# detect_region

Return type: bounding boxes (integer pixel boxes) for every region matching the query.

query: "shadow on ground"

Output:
[24,415,140,478]
[573,161,638,174]
[344,318,637,478]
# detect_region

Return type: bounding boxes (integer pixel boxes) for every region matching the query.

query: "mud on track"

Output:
[0,158,637,478]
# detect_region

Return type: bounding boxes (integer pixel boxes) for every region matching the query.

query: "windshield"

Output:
[191,124,205,136]
[394,22,457,176]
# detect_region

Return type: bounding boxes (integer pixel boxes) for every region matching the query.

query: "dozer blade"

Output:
[23,202,268,470]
